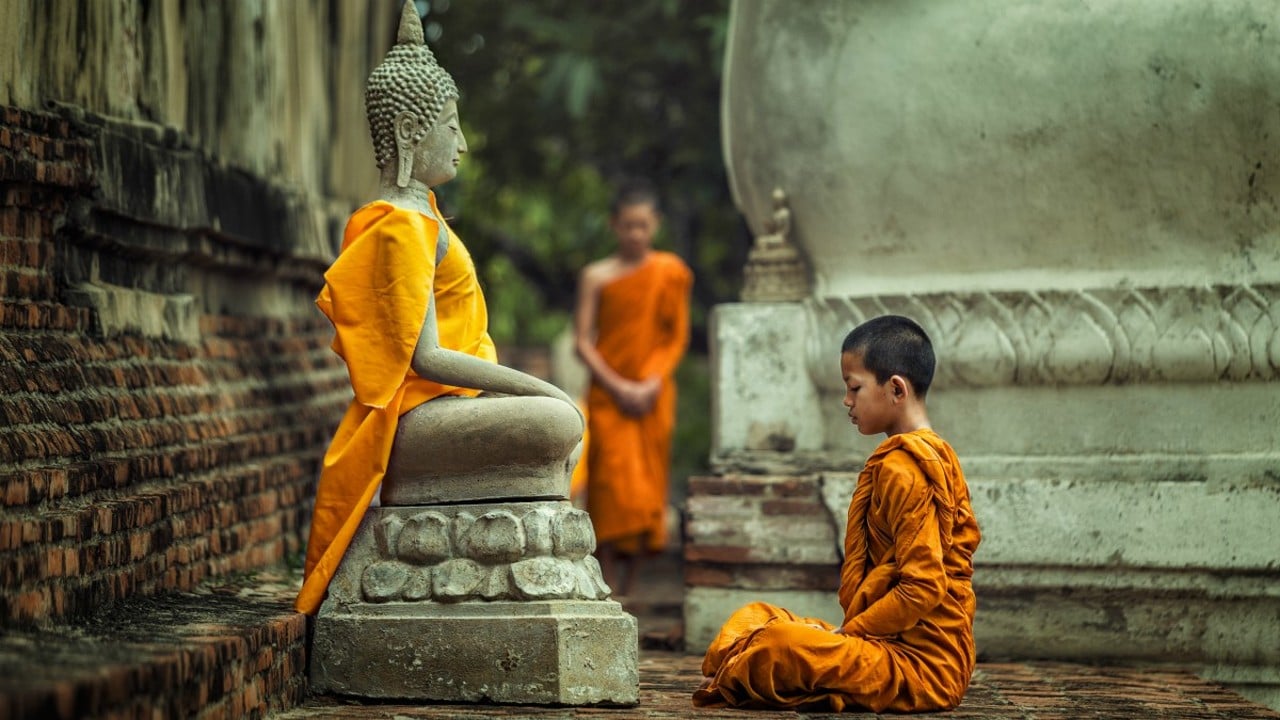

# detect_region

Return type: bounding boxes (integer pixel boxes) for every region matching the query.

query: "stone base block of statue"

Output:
[311,599,638,705]
[309,501,639,705]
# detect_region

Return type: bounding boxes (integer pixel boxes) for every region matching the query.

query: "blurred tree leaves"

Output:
[421,0,750,348]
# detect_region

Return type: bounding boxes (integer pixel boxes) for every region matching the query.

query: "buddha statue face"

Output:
[399,99,467,188]
[366,2,461,188]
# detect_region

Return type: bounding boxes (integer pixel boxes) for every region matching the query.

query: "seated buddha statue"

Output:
[294,1,583,615]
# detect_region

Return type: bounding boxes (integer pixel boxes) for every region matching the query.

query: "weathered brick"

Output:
[762,499,826,516]
[771,476,820,497]
[682,563,735,588]
[0,208,17,238]
[2,476,30,505]
[43,547,63,576]
[685,561,839,591]
[12,586,51,622]
[684,545,754,564]
[25,239,47,267]
[92,504,117,534]
[28,467,70,504]
[127,531,151,562]
[688,475,769,496]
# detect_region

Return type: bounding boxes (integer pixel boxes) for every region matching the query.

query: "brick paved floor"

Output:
[275,552,1280,718]
[276,651,1280,719]
[4,552,1277,719]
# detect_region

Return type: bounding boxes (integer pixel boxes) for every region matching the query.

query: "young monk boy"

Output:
[573,181,692,596]
[693,315,982,713]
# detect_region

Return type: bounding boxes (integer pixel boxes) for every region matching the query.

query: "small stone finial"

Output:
[763,187,792,247]
[397,0,425,45]
[741,187,811,303]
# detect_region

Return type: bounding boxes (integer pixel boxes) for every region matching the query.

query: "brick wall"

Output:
[0,106,350,627]
[683,474,846,594]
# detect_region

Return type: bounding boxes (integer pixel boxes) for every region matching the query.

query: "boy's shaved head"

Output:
[841,315,935,397]
[610,178,660,216]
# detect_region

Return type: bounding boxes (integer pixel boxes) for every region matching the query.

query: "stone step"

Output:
[0,573,306,720]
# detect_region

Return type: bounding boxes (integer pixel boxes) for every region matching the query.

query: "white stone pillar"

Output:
[692,0,1280,708]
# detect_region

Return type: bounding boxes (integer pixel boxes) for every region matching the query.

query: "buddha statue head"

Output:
[366,1,466,189]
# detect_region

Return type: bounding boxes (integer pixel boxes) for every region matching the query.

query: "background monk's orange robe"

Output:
[295,197,496,615]
[585,251,691,554]
[569,401,590,500]
[694,429,981,713]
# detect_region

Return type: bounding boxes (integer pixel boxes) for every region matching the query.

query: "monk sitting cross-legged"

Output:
[693,315,982,713]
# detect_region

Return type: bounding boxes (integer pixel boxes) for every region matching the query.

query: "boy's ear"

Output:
[889,375,910,401]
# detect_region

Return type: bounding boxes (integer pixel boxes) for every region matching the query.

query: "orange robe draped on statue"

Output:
[294,197,496,615]
[585,251,691,555]
[693,429,981,713]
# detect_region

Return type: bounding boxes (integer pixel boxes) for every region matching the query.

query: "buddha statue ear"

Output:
[393,111,420,188]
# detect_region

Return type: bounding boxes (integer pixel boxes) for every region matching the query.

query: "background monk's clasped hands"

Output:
[610,375,662,416]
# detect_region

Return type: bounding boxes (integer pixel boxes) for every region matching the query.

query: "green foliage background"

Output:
[412,0,749,485]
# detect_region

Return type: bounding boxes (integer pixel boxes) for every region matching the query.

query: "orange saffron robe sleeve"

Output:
[693,429,982,713]
[585,251,692,554]
[294,197,496,615]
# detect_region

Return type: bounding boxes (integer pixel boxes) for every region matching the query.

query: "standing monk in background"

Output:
[574,181,692,596]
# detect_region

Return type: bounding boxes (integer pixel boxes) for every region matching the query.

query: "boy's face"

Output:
[840,351,901,436]
[610,202,660,258]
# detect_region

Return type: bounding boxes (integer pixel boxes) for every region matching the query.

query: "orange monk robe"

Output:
[585,251,692,555]
[294,197,497,615]
[569,401,590,501]
[693,429,982,713]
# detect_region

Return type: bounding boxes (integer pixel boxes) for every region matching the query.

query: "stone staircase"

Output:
[0,571,305,720]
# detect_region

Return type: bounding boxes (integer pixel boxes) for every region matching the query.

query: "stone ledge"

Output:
[64,281,198,343]
[38,101,338,269]
[0,575,307,720]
